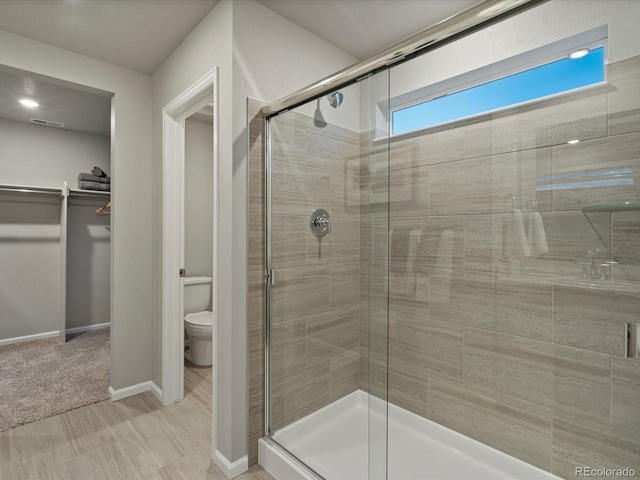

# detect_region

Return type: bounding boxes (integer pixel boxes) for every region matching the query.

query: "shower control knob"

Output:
[310,208,331,237]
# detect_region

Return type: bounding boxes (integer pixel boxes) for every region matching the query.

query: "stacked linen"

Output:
[78,166,111,191]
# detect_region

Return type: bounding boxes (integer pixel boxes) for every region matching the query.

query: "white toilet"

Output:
[184,276,214,366]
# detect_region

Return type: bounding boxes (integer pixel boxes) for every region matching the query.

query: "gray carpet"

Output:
[0,328,110,431]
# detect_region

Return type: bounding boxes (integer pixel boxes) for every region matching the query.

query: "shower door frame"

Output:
[260,2,545,478]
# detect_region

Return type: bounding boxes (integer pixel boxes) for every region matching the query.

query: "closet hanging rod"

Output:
[0,183,63,196]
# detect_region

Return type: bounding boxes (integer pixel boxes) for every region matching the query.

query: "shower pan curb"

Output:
[260,390,563,480]
[259,437,322,480]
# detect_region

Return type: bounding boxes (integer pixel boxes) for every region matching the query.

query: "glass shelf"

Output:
[582,202,640,212]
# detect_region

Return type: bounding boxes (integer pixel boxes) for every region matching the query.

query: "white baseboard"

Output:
[109,381,163,402]
[0,323,111,348]
[0,330,59,347]
[66,322,110,335]
[213,450,248,479]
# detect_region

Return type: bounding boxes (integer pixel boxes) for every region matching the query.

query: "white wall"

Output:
[390,0,640,98]
[0,117,111,339]
[152,0,357,466]
[67,200,110,330]
[0,194,61,340]
[185,118,213,281]
[0,117,110,186]
[0,29,153,391]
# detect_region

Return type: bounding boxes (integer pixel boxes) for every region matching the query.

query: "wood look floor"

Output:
[0,365,275,480]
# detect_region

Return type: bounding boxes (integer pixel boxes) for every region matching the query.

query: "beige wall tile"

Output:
[389,166,429,217]
[612,210,640,267]
[388,358,429,419]
[552,132,640,211]
[430,156,493,215]
[464,328,611,423]
[329,350,360,402]
[394,127,464,170]
[430,270,495,329]
[608,56,640,136]
[554,283,640,356]
[612,356,640,437]
[552,414,640,480]
[430,149,552,216]
[329,218,360,264]
[330,263,359,310]
[429,372,553,471]
[463,90,607,159]
[306,306,359,367]
[270,265,331,323]
[389,216,464,270]
[270,363,330,432]
[492,274,553,341]
[389,312,464,378]
[331,172,361,218]
[271,215,307,268]
[269,318,306,384]
[271,160,331,216]
[248,213,264,272]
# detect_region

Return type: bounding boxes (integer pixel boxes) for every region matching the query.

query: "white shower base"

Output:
[259,390,560,480]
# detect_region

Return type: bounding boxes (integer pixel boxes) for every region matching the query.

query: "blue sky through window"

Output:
[392,47,605,135]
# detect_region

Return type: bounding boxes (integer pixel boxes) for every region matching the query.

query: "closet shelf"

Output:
[0,183,63,196]
[68,188,110,199]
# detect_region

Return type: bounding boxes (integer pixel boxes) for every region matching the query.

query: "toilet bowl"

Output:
[184,276,214,366]
[185,311,214,366]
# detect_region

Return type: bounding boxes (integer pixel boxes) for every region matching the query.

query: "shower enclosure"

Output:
[260,1,640,479]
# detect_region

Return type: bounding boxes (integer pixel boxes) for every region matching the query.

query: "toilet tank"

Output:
[184,276,212,314]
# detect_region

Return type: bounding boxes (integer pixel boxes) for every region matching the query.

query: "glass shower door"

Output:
[266,70,390,480]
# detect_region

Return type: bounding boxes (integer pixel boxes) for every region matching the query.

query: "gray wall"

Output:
[0,118,110,340]
[184,118,213,281]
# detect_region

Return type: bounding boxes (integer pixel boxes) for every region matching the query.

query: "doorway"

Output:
[161,69,219,435]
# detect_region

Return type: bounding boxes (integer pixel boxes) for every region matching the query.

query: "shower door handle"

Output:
[265,269,276,285]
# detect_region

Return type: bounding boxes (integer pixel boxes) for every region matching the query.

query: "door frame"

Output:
[161,69,219,432]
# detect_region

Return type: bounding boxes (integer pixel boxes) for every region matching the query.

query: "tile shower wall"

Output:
[247,99,361,463]
[360,56,640,478]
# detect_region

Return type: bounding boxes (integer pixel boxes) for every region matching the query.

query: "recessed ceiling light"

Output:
[569,48,590,59]
[19,99,39,108]
[568,139,580,144]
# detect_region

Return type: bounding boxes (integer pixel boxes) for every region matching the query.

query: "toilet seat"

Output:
[185,311,214,326]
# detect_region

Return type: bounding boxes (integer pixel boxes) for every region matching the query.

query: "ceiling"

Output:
[0,67,111,136]
[0,0,482,75]
[256,0,480,60]
[0,0,482,137]
[0,0,220,75]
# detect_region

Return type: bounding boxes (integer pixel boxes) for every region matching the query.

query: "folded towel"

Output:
[78,173,111,184]
[78,180,111,192]
[504,209,530,257]
[526,212,549,255]
[91,166,108,178]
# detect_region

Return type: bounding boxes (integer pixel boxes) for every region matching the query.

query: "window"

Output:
[391,46,605,136]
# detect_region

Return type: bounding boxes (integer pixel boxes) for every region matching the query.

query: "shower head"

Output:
[327,91,343,108]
